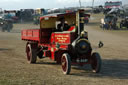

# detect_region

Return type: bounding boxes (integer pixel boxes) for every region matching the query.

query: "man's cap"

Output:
[58,16,65,21]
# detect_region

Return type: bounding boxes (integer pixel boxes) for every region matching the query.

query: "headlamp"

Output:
[81,31,88,38]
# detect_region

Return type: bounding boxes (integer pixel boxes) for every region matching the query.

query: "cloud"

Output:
[57,0,78,3]
[0,0,104,10]
[56,0,95,7]
[56,0,92,3]
[0,0,22,2]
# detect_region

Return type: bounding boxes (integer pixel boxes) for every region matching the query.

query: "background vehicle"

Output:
[33,8,46,25]
[33,14,40,25]
[0,17,13,32]
[4,10,19,23]
[84,13,90,24]
[104,1,122,9]
[100,14,118,30]
[104,1,122,15]
[21,9,102,74]
[120,17,128,29]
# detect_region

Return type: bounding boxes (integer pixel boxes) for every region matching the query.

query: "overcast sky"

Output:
[0,0,126,10]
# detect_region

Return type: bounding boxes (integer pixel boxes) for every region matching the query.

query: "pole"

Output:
[79,0,81,8]
[92,0,94,13]
[0,8,2,14]
[92,0,94,8]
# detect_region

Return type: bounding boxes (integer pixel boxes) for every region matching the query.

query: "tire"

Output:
[2,24,7,32]
[2,28,5,32]
[91,52,102,73]
[61,53,71,75]
[120,23,122,29]
[26,43,37,64]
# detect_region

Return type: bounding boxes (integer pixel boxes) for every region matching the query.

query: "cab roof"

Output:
[40,12,76,20]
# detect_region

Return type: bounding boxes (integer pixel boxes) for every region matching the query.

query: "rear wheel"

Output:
[26,43,37,64]
[2,23,9,32]
[2,26,5,32]
[91,52,102,73]
[2,28,5,32]
[61,53,71,75]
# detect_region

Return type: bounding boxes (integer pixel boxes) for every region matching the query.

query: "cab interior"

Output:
[39,13,76,43]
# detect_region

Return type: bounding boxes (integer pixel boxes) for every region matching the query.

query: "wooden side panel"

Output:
[21,29,40,41]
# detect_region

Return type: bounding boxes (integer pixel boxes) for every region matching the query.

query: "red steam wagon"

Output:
[21,9,102,74]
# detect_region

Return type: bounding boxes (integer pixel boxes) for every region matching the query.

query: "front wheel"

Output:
[91,52,102,73]
[61,53,71,75]
[26,43,37,64]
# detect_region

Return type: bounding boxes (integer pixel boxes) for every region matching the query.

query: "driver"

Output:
[57,16,70,32]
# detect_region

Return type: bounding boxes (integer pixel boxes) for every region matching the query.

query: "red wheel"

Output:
[26,43,37,64]
[61,53,71,75]
[91,52,102,73]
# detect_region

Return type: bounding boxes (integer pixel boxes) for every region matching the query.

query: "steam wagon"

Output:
[21,9,102,74]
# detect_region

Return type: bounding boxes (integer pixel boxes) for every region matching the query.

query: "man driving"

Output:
[57,16,70,32]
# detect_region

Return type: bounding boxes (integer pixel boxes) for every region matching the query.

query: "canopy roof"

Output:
[40,12,76,29]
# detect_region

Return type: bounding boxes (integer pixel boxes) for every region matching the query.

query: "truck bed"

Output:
[21,29,40,42]
[21,28,76,44]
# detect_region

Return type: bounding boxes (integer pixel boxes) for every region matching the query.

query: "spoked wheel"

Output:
[61,53,71,75]
[26,43,37,64]
[91,52,102,73]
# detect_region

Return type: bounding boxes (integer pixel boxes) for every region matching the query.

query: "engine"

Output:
[75,39,91,54]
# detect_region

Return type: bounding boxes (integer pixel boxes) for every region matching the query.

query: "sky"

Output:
[0,0,126,10]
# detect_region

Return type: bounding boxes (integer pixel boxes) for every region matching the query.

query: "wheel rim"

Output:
[61,55,67,72]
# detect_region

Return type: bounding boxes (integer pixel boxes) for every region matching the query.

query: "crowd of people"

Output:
[100,14,118,30]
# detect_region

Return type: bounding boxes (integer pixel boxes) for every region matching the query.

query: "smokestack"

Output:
[76,9,85,35]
